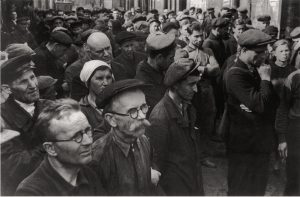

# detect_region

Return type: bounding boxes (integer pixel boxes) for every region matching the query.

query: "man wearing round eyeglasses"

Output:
[15,99,106,195]
[91,79,161,195]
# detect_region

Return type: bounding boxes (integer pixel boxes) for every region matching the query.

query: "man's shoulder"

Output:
[92,132,113,161]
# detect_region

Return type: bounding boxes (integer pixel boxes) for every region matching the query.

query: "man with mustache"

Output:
[15,99,105,195]
[225,29,277,195]
[91,79,160,195]
[1,54,48,195]
[146,58,203,195]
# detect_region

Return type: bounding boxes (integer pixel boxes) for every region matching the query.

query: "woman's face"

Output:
[274,44,290,62]
[89,69,113,96]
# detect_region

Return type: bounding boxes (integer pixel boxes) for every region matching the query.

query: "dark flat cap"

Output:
[164,58,199,87]
[115,31,137,45]
[50,31,73,46]
[238,29,273,51]
[65,16,78,21]
[52,16,64,21]
[146,32,175,50]
[263,25,278,39]
[16,16,29,23]
[132,13,147,23]
[96,79,151,109]
[211,17,229,28]
[290,26,300,39]
[146,13,159,24]
[5,43,35,59]
[166,10,175,17]
[257,15,271,22]
[237,7,248,13]
[133,31,148,41]
[178,14,191,21]
[1,54,35,84]
[162,22,180,33]
[183,9,189,15]
[37,75,58,90]
[207,7,215,12]
[70,21,82,29]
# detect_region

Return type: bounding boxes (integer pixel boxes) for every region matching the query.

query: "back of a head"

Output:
[87,32,111,49]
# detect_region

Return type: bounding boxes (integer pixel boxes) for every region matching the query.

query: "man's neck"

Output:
[48,157,80,186]
[147,58,160,72]
[168,89,183,109]
[113,128,136,144]
[275,60,288,67]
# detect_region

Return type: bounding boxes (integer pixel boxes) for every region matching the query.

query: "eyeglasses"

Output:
[108,103,149,119]
[48,127,93,143]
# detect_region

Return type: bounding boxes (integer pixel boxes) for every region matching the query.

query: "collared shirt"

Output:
[91,129,153,195]
[15,157,105,196]
[14,100,35,117]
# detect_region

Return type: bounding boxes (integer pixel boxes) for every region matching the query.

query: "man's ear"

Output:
[43,142,57,157]
[104,113,117,128]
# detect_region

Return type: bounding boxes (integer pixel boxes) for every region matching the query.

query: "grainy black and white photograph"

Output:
[0,0,299,195]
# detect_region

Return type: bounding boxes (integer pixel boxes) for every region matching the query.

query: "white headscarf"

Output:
[80,60,113,87]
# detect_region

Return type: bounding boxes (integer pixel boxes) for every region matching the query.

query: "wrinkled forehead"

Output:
[87,33,111,50]
[112,89,146,111]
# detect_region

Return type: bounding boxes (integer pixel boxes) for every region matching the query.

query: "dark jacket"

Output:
[224,35,238,57]
[111,51,147,81]
[91,130,153,195]
[16,157,106,196]
[1,96,48,195]
[225,59,277,153]
[146,93,204,195]
[135,60,167,114]
[10,27,38,49]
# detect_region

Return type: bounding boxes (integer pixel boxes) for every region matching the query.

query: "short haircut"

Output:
[34,99,81,142]
[272,39,290,51]
[186,22,203,35]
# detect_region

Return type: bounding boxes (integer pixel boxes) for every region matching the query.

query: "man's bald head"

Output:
[85,32,113,64]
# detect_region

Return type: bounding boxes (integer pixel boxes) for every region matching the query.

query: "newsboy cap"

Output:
[1,54,35,84]
[50,31,73,46]
[146,13,159,24]
[37,75,58,90]
[96,79,151,109]
[257,15,271,22]
[52,15,64,22]
[207,7,214,12]
[237,7,248,13]
[166,10,175,17]
[262,25,278,39]
[238,29,273,51]
[164,58,200,87]
[146,32,175,50]
[211,17,229,28]
[290,26,300,39]
[115,31,137,45]
[132,13,146,23]
[5,43,35,59]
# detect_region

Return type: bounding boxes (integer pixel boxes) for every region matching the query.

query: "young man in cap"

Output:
[135,32,176,114]
[66,32,112,100]
[91,79,159,195]
[237,7,252,25]
[51,16,64,29]
[147,14,161,34]
[111,31,147,81]
[10,16,38,50]
[15,99,106,195]
[276,69,300,195]
[256,15,271,31]
[184,22,220,168]
[34,31,73,98]
[1,54,48,195]
[146,58,204,195]
[225,29,277,195]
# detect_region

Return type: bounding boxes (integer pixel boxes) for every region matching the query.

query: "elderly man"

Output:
[111,31,147,81]
[146,58,203,195]
[225,29,277,195]
[91,79,159,195]
[135,32,176,113]
[33,31,73,98]
[66,32,113,100]
[15,99,106,195]
[1,54,48,195]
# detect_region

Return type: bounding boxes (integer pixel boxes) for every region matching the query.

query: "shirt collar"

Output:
[112,130,142,157]
[14,99,35,116]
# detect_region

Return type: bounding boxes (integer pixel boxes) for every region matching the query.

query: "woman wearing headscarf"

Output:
[79,60,114,139]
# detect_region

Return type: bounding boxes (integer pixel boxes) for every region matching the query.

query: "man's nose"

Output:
[81,133,93,145]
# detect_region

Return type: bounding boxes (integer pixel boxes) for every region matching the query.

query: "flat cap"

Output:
[1,54,35,84]
[164,58,199,87]
[262,25,278,39]
[207,7,215,12]
[16,16,29,23]
[37,75,58,90]
[134,21,149,32]
[238,29,273,51]
[162,22,180,33]
[211,17,229,28]
[183,9,189,15]
[52,15,64,21]
[178,14,191,21]
[133,31,148,41]
[5,43,35,59]
[257,15,271,22]
[70,20,82,29]
[132,13,146,23]
[50,31,73,46]
[96,79,150,109]
[146,32,175,50]
[65,15,78,21]
[146,13,159,24]
[290,26,300,39]
[115,31,137,45]
[166,10,175,17]
[237,7,248,13]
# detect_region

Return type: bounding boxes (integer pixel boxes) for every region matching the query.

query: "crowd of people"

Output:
[1,2,300,196]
